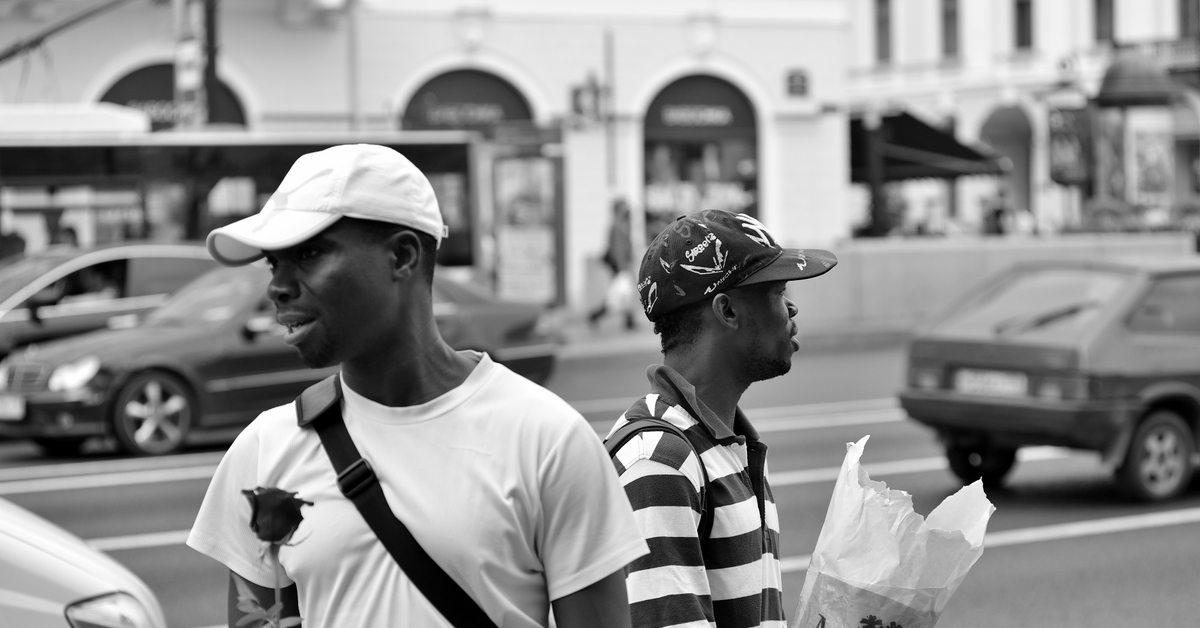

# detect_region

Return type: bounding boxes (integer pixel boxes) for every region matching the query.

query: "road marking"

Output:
[90,506,1200,582]
[0,464,217,495]
[781,506,1200,574]
[771,446,1071,486]
[574,396,896,417]
[0,451,225,483]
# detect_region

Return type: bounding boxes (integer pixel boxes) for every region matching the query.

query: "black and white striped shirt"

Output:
[607,365,784,628]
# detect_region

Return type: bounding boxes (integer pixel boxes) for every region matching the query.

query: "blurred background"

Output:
[1,2,1199,627]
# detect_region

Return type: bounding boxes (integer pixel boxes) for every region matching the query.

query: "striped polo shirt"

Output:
[606,364,783,628]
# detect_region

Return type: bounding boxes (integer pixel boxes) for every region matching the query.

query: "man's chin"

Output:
[295,346,336,370]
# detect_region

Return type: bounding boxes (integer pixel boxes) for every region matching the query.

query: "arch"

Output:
[980,104,1035,215]
[641,73,760,238]
[84,47,262,129]
[388,54,550,127]
[400,69,532,131]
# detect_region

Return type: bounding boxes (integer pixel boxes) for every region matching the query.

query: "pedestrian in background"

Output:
[590,197,638,330]
[189,144,648,628]
[605,210,837,628]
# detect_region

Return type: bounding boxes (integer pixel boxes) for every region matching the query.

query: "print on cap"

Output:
[737,214,779,248]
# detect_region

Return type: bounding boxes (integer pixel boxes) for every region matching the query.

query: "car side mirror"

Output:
[242,315,281,341]
[25,285,60,325]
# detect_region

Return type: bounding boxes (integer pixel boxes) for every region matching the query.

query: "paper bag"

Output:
[792,436,995,628]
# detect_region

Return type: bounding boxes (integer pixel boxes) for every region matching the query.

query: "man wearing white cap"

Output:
[188,144,648,628]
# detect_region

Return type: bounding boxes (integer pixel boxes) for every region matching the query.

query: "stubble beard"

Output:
[737,352,792,386]
[295,332,337,370]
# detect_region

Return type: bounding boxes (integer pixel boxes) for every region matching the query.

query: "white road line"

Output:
[781,506,1200,574]
[771,446,1071,487]
[0,465,218,495]
[0,451,225,483]
[88,529,191,552]
[574,396,897,417]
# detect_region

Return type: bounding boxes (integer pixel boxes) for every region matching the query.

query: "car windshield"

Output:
[0,251,76,303]
[145,267,263,326]
[932,267,1131,342]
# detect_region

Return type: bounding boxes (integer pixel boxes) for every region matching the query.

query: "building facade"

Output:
[0,0,852,312]
[845,0,1200,236]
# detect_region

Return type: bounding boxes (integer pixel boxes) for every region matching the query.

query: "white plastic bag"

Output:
[792,436,995,628]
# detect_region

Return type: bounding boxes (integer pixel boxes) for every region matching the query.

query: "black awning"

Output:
[850,111,1008,182]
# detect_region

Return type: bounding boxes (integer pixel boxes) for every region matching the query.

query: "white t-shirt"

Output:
[188,353,648,628]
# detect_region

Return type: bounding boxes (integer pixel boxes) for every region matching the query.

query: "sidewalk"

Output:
[556,312,914,361]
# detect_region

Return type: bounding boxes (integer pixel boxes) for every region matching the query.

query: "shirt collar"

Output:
[646,364,760,444]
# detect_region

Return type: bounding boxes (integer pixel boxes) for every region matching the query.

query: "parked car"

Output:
[899,257,1200,501]
[0,243,216,358]
[0,263,558,456]
[0,495,167,627]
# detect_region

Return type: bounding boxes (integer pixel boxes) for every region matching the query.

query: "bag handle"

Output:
[298,376,498,628]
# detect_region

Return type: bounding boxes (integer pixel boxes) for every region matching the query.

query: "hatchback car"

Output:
[0,263,558,456]
[900,257,1200,501]
[0,495,167,627]
[0,243,216,358]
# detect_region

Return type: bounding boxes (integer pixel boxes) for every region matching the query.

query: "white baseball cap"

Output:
[206,144,447,266]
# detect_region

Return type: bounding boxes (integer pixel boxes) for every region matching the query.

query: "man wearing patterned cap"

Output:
[604,210,837,628]
[189,144,648,628]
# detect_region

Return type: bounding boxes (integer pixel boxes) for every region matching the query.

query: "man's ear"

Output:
[710,293,740,331]
[386,230,423,280]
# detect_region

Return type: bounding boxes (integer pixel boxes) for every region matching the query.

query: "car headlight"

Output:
[66,592,159,628]
[908,366,942,391]
[49,356,102,392]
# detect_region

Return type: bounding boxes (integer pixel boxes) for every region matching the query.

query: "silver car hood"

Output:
[0,496,166,626]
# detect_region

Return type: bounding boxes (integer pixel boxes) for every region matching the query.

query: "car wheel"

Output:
[1115,411,1195,502]
[33,437,88,458]
[111,371,194,456]
[946,444,1017,488]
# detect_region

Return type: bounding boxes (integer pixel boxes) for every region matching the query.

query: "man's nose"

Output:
[785,297,798,318]
[267,269,298,305]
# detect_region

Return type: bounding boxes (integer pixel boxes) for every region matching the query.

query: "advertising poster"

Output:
[1126,107,1174,207]
[1091,108,1126,201]
[493,157,557,304]
[1047,107,1089,186]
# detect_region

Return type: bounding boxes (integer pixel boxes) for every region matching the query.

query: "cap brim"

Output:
[207,209,342,266]
[738,248,838,286]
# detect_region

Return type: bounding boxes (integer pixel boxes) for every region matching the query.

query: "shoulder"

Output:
[477,359,584,424]
[608,396,705,478]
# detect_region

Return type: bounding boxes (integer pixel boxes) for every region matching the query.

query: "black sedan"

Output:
[0,264,558,456]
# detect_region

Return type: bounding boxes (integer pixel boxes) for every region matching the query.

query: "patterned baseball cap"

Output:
[637,210,837,322]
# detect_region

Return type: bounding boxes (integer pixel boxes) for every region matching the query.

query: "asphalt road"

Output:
[3,344,1199,628]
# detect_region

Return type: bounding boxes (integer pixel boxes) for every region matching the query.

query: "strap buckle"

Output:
[337,457,377,499]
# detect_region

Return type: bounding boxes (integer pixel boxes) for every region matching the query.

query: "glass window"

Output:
[1095,0,1114,43]
[1015,0,1034,50]
[875,0,892,63]
[54,260,127,305]
[145,267,263,326]
[933,267,1131,342]
[1127,275,1200,334]
[1183,0,1200,39]
[126,257,217,298]
[942,0,960,59]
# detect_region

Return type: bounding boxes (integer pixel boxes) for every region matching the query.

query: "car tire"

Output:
[1115,410,1195,502]
[946,444,1017,489]
[33,437,88,458]
[111,371,194,456]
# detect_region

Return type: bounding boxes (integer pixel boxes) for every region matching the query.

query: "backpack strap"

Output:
[296,375,498,628]
[605,413,714,541]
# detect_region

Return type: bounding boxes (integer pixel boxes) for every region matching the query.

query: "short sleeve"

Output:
[537,418,650,601]
[186,418,289,588]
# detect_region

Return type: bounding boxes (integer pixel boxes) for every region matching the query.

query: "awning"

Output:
[850,111,1008,182]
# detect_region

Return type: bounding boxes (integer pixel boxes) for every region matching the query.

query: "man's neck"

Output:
[662,350,746,432]
[341,331,476,408]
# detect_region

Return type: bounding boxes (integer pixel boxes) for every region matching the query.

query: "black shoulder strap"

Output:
[604,412,714,541]
[297,376,498,628]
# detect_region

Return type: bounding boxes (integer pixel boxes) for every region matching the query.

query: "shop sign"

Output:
[661,105,733,127]
[1047,107,1089,186]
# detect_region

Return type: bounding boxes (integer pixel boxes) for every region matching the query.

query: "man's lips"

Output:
[276,312,316,336]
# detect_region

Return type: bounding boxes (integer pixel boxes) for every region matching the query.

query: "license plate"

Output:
[0,394,24,421]
[954,369,1028,397]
